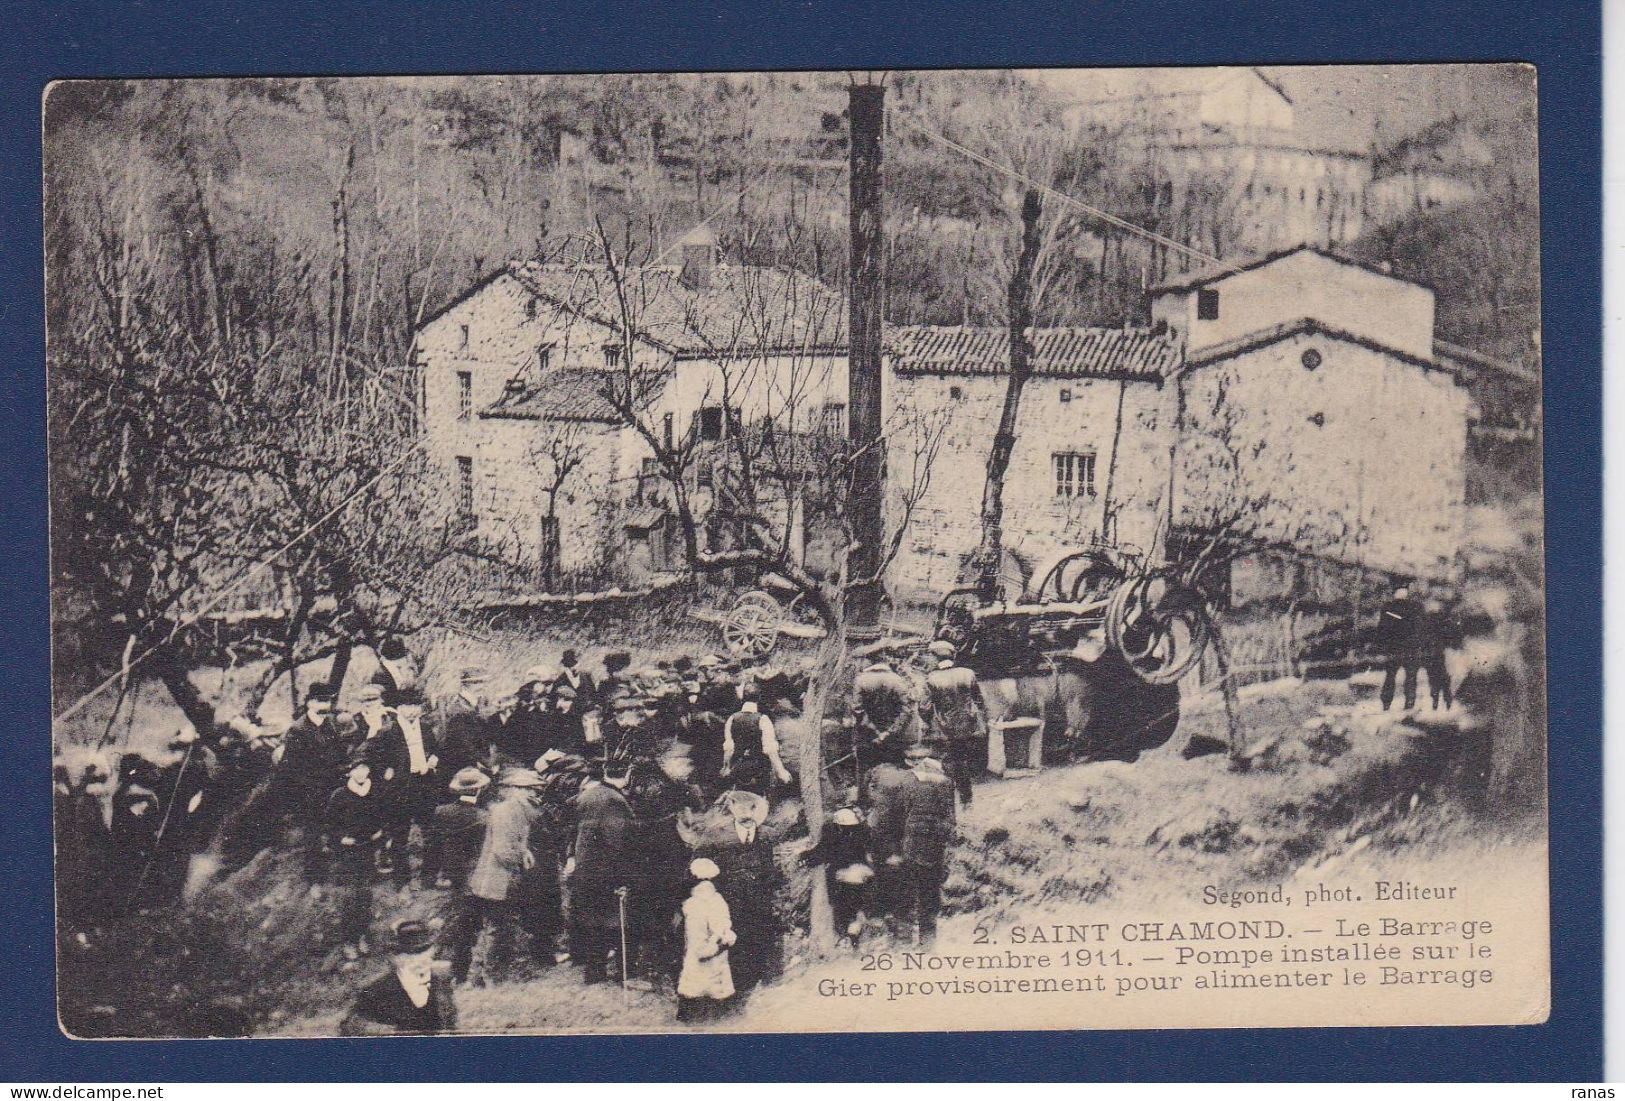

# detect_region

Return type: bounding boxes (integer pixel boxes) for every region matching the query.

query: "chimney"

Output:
[678,224,717,289]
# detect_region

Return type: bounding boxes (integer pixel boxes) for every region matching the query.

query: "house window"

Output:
[1053,451,1097,500]
[697,405,724,442]
[525,297,538,321]
[604,343,622,367]
[459,324,470,350]
[456,456,475,519]
[1059,388,1073,404]
[821,402,846,435]
[537,343,553,371]
[949,385,964,400]
[662,413,675,452]
[456,371,472,421]
[1197,288,1221,321]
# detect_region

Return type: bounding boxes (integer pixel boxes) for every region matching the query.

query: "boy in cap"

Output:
[800,806,874,947]
[340,918,457,1035]
[676,858,736,1022]
[324,746,390,959]
[430,767,490,894]
[899,738,957,945]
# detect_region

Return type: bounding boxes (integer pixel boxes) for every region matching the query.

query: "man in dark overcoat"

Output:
[569,761,641,984]
[434,666,495,777]
[899,739,957,944]
[853,652,917,774]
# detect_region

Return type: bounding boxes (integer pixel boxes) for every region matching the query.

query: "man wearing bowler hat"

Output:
[340,918,457,1035]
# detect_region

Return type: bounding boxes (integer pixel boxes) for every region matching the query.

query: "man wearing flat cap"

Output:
[900,738,957,945]
[921,639,988,806]
[430,767,490,898]
[340,918,457,1035]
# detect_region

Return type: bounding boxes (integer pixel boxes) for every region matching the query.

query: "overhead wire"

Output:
[893,111,1251,278]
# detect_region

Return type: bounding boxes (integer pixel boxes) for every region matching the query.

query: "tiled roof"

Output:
[481,367,668,423]
[887,325,1181,380]
[507,260,846,355]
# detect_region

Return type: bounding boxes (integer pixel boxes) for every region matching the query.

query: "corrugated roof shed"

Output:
[888,325,1181,380]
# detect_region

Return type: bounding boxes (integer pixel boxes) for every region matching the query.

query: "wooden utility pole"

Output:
[846,80,887,636]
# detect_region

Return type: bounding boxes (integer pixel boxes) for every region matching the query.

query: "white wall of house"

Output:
[1175,331,1469,581]
[1152,249,1436,361]
[885,371,1173,603]
[472,416,624,578]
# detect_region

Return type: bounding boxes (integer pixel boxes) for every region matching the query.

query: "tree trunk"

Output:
[151,646,221,745]
[973,188,1043,598]
[328,641,354,696]
[798,593,849,953]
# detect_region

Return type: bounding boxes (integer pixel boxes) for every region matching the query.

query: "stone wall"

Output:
[885,372,1173,603]
[1176,330,1468,580]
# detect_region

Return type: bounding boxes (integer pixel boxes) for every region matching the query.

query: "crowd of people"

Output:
[55,634,993,1035]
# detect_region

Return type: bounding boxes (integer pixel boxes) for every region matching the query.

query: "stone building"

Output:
[419,243,1468,603]
[415,230,847,590]
[885,247,1469,603]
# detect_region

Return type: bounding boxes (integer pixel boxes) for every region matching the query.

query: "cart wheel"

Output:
[723,590,783,659]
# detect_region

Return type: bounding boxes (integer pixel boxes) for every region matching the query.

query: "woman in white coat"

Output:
[677,857,737,1022]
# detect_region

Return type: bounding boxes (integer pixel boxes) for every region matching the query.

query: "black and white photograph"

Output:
[45,65,1547,1038]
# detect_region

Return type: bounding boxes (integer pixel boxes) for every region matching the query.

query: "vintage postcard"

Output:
[45,64,1547,1038]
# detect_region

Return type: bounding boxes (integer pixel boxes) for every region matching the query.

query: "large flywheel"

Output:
[1103,573,1212,685]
